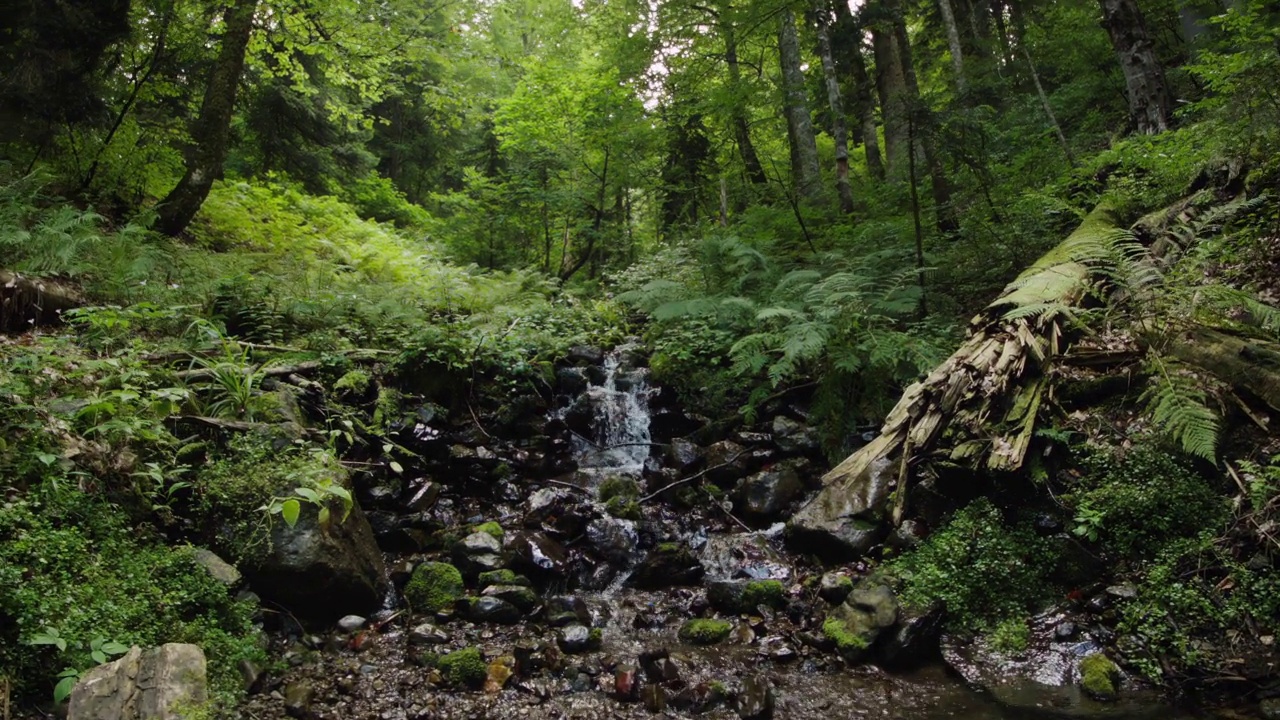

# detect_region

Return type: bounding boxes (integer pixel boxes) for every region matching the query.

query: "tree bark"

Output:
[156,0,258,236]
[1098,0,1172,135]
[870,19,910,179]
[832,1,885,181]
[723,23,768,186]
[779,7,823,206]
[814,6,855,214]
[937,0,968,95]
[1024,45,1076,168]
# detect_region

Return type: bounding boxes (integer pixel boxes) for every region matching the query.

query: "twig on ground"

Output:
[639,452,747,503]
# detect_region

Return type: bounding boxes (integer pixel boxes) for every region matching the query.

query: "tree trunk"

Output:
[890,0,958,235]
[871,20,910,179]
[779,7,823,205]
[1098,0,1172,135]
[937,0,968,95]
[724,24,768,186]
[1024,44,1076,168]
[155,0,258,236]
[833,1,885,181]
[814,6,855,214]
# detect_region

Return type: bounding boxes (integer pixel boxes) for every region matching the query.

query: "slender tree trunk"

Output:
[889,0,958,235]
[778,7,823,206]
[1099,0,1172,134]
[724,24,768,185]
[937,0,968,95]
[156,0,258,236]
[814,6,855,214]
[1024,45,1076,168]
[990,0,1015,70]
[871,21,910,179]
[833,1,885,180]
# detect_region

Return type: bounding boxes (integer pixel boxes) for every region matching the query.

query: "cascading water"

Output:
[563,343,655,487]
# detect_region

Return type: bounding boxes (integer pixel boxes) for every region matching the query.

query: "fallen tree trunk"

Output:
[0,269,82,332]
[787,194,1280,560]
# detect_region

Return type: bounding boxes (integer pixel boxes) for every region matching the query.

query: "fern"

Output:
[1140,358,1221,462]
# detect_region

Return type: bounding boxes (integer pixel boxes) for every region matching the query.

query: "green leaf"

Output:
[281,499,301,527]
[101,641,130,655]
[294,487,322,504]
[91,650,107,664]
[54,675,78,704]
[317,506,331,528]
[389,461,404,474]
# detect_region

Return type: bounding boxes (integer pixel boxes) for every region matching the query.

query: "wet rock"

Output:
[361,483,399,509]
[477,569,532,587]
[404,478,441,512]
[69,644,207,720]
[735,464,805,521]
[557,624,601,654]
[481,584,539,613]
[629,542,704,589]
[639,650,678,684]
[525,488,573,523]
[1056,621,1078,640]
[408,622,449,646]
[785,479,888,561]
[672,682,726,713]
[735,675,775,720]
[772,416,818,455]
[818,573,853,604]
[556,366,589,395]
[484,656,515,694]
[464,596,522,625]
[614,664,640,701]
[878,601,944,670]
[545,596,592,627]
[585,515,638,564]
[244,491,388,623]
[823,582,898,661]
[452,531,506,577]
[666,439,704,472]
[885,519,925,550]
[283,681,314,719]
[707,579,786,614]
[507,530,571,580]
[189,548,241,587]
[642,684,667,713]
[566,345,605,366]
[704,441,751,485]
[700,533,790,582]
[1034,512,1064,536]
[1105,584,1137,600]
[336,615,367,633]
[942,608,1169,718]
[1260,698,1280,720]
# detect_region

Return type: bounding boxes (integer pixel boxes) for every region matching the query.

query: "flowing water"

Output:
[562,343,656,487]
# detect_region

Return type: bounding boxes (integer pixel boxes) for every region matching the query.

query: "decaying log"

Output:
[0,269,82,332]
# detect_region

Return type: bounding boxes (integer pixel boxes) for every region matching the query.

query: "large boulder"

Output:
[771,416,819,455]
[69,644,207,720]
[822,581,898,661]
[785,471,891,560]
[734,463,805,522]
[245,498,388,623]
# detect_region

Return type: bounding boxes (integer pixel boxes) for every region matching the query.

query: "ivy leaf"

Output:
[281,499,301,527]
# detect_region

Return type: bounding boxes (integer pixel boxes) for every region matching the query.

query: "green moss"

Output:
[404,562,464,613]
[742,580,785,609]
[678,619,732,645]
[477,569,530,588]
[599,476,640,503]
[333,370,371,394]
[438,647,487,688]
[416,651,440,668]
[588,627,603,645]
[1079,653,1120,701]
[656,542,682,554]
[822,617,869,656]
[988,618,1031,654]
[472,521,505,540]
[604,496,641,520]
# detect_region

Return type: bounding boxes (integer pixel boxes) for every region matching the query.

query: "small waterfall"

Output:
[565,343,655,488]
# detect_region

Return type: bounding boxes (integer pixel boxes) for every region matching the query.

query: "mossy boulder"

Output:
[439,647,487,688]
[678,619,732,645]
[477,569,531,588]
[707,579,786,613]
[604,496,641,520]
[599,476,640,503]
[404,562,464,614]
[822,582,898,661]
[1079,653,1120,701]
[823,617,869,657]
[472,521,505,540]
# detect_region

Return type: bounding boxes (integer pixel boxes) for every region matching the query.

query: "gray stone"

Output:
[452,531,506,577]
[878,601,945,669]
[825,582,899,661]
[785,478,889,561]
[556,624,599,654]
[69,644,207,720]
[337,615,367,633]
[408,622,449,645]
[545,596,592,627]
[507,530,570,579]
[771,416,818,454]
[243,473,388,623]
[188,548,241,587]
[735,465,805,520]
[466,596,522,625]
[482,584,539,613]
[735,675,775,720]
[666,439,704,472]
[642,684,667,713]
[283,681,314,719]
[566,345,605,366]
[818,572,854,604]
[704,441,751,485]
[585,516,637,564]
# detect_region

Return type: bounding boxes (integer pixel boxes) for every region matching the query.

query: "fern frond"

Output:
[1140,360,1221,461]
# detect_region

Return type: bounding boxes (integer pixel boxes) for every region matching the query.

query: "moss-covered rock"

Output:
[678,619,732,645]
[599,476,640,503]
[604,496,641,520]
[742,580,785,609]
[439,647,487,688]
[706,579,787,613]
[472,521,505,540]
[1079,653,1120,701]
[404,562,464,613]
[477,569,531,588]
[822,617,869,657]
